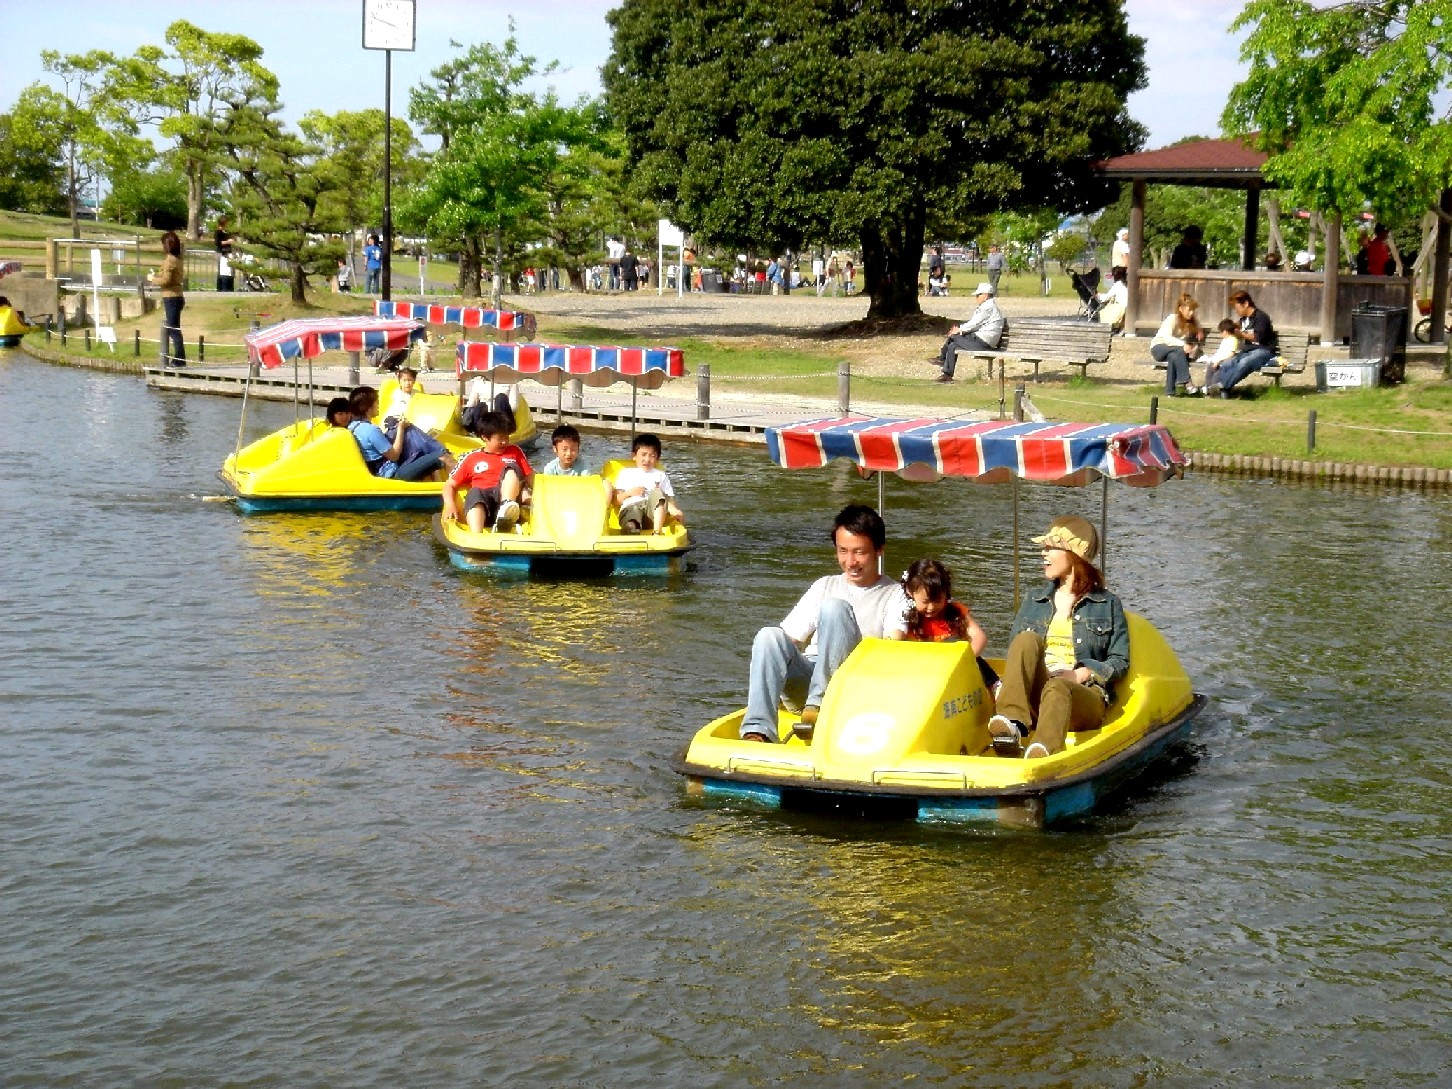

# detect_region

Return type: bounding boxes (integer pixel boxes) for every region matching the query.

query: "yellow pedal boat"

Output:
[0,305,37,348]
[675,416,1201,829]
[219,315,537,512]
[433,458,694,575]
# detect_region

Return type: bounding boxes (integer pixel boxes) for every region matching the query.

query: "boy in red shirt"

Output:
[442,412,534,532]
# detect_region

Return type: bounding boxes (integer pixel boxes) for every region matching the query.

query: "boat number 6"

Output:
[836,712,894,755]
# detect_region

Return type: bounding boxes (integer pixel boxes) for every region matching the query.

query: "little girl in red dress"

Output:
[901,558,999,691]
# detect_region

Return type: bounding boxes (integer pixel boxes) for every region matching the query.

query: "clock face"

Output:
[363,0,416,51]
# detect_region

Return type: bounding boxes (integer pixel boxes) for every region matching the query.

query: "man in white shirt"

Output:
[931,282,1006,382]
[741,505,910,743]
[606,237,626,290]
[1111,228,1130,274]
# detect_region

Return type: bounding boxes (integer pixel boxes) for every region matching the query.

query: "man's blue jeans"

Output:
[741,599,863,741]
[366,268,381,294]
[1216,346,1275,390]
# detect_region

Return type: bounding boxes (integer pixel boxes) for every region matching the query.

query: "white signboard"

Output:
[658,218,684,248]
[1324,361,1379,388]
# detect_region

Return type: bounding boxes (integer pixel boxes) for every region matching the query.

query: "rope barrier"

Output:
[1032,392,1452,436]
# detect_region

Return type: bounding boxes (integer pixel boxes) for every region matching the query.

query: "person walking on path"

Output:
[364,234,383,294]
[930,282,1006,382]
[213,215,235,292]
[986,244,1005,293]
[149,231,186,369]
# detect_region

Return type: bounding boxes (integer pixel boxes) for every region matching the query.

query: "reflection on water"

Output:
[3,352,1451,1087]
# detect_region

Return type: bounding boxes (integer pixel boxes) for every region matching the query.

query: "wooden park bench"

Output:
[1144,330,1310,387]
[967,318,1115,382]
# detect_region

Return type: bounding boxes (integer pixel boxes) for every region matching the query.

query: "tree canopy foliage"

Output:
[1223,0,1452,221]
[604,0,1147,320]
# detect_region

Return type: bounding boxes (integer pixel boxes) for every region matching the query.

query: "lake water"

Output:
[3,351,1450,1087]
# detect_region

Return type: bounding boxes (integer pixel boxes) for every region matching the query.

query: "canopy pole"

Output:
[1012,477,1021,611]
[556,380,563,422]
[293,357,301,425]
[308,358,316,420]
[630,384,638,442]
[878,470,886,575]
[1100,474,1110,579]
[233,362,255,462]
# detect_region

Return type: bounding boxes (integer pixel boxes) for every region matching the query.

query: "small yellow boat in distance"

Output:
[675,415,1202,829]
[433,458,694,575]
[0,305,38,348]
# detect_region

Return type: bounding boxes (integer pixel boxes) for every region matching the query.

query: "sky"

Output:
[0,0,1250,150]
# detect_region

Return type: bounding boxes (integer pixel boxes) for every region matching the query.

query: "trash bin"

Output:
[1349,302,1407,384]
[699,268,721,293]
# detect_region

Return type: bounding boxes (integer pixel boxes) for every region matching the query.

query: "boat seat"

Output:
[278,419,333,458]
[532,473,612,548]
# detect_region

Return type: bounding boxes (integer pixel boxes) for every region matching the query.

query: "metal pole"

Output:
[877,470,886,575]
[381,48,392,302]
[556,380,563,423]
[1012,477,1021,610]
[1149,395,1159,424]
[630,383,638,443]
[1100,474,1110,580]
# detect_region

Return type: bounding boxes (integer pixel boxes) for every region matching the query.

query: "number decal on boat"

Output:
[836,712,895,755]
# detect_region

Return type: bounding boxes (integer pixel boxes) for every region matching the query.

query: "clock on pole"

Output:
[362,0,416,52]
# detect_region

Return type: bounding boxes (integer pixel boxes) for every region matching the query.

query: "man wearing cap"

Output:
[1111,228,1131,275]
[987,514,1130,759]
[930,283,1006,382]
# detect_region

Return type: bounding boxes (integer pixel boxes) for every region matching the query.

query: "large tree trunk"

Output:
[186,166,205,242]
[459,237,483,299]
[290,263,308,304]
[861,209,926,321]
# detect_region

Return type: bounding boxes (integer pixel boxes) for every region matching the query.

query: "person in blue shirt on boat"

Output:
[345,385,447,482]
[363,234,383,294]
[541,425,591,475]
[740,504,910,744]
[988,515,1129,760]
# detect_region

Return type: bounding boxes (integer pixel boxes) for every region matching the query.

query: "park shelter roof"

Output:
[1098,137,1269,188]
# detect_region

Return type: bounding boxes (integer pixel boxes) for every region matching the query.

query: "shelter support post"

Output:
[697,363,711,421]
[570,378,583,413]
[1126,179,1146,335]
[1433,189,1452,346]
[837,362,850,415]
[1321,213,1342,344]
[1242,182,1261,271]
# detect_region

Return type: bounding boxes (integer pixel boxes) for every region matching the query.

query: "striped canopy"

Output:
[0,260,21,279]
[373,300,535,337]
[454,341,687,389]
[245,316,426,369]
[767,417,1187,487]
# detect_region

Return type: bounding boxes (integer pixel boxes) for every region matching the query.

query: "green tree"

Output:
[1100,184,1249,268]
[13,50,139,237]
[1223,0,1452,222]
[604,0,1147,322]
[0,113,66,214]
[404,38,593,300]
[102,168,188,229]
[111,21,280,240]
[219,101,344,303]
[300,108,422,265]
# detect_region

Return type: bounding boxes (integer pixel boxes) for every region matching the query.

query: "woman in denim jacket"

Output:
[988,515,1129,759]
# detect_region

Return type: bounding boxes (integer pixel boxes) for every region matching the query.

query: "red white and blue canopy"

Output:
[454,341,687,389]
[373,300,535,336]
[768,417,1187,487]
[245,316,426,369]
[0,260,21,279]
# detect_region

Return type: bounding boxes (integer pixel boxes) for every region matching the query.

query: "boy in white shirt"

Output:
[611,433,684,534]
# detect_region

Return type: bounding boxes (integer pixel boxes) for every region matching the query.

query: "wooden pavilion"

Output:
[1097,137,1446,343]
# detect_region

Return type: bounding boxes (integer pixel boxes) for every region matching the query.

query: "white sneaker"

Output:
[1024,742,1050,759]
[493,500,520,532]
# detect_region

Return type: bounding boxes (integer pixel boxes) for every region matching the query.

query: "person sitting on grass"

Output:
[739,504,909,744]
[346,385,447,482]
[611,433,684,534]
[541,424,591,476]
[900,557,999,692]
[987,515,1129,760]
[442,412,533,533]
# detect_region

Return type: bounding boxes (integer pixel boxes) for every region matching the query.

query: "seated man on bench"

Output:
[930,282,1005,383]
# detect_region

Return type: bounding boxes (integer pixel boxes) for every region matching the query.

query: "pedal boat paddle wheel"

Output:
[219,314,505,512]
[432,339,694,575]
[675,416,1204,829]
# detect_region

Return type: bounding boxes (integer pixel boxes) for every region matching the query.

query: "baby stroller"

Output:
[1069,267,1102,322]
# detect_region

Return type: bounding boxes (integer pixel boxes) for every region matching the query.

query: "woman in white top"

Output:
[1150,292,1206,396]
[1095,266,1129,330]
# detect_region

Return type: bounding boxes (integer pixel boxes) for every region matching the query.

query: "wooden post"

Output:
[348,350,360,386]
[198,335,205,363]
[1242,182,1261,270]
[696,362,711,421]
[1149,395,1159,424]
[997,370,1006,419]
[837,361,850,415]
[45,238,58,280]
[84,328,91,351]
[134,329,140,356]
[1308,409,1317,452]
[570,378,583,412]
[1321,212,1342,344]
[1013,384,1025,422]
[1126,178,1146,335]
